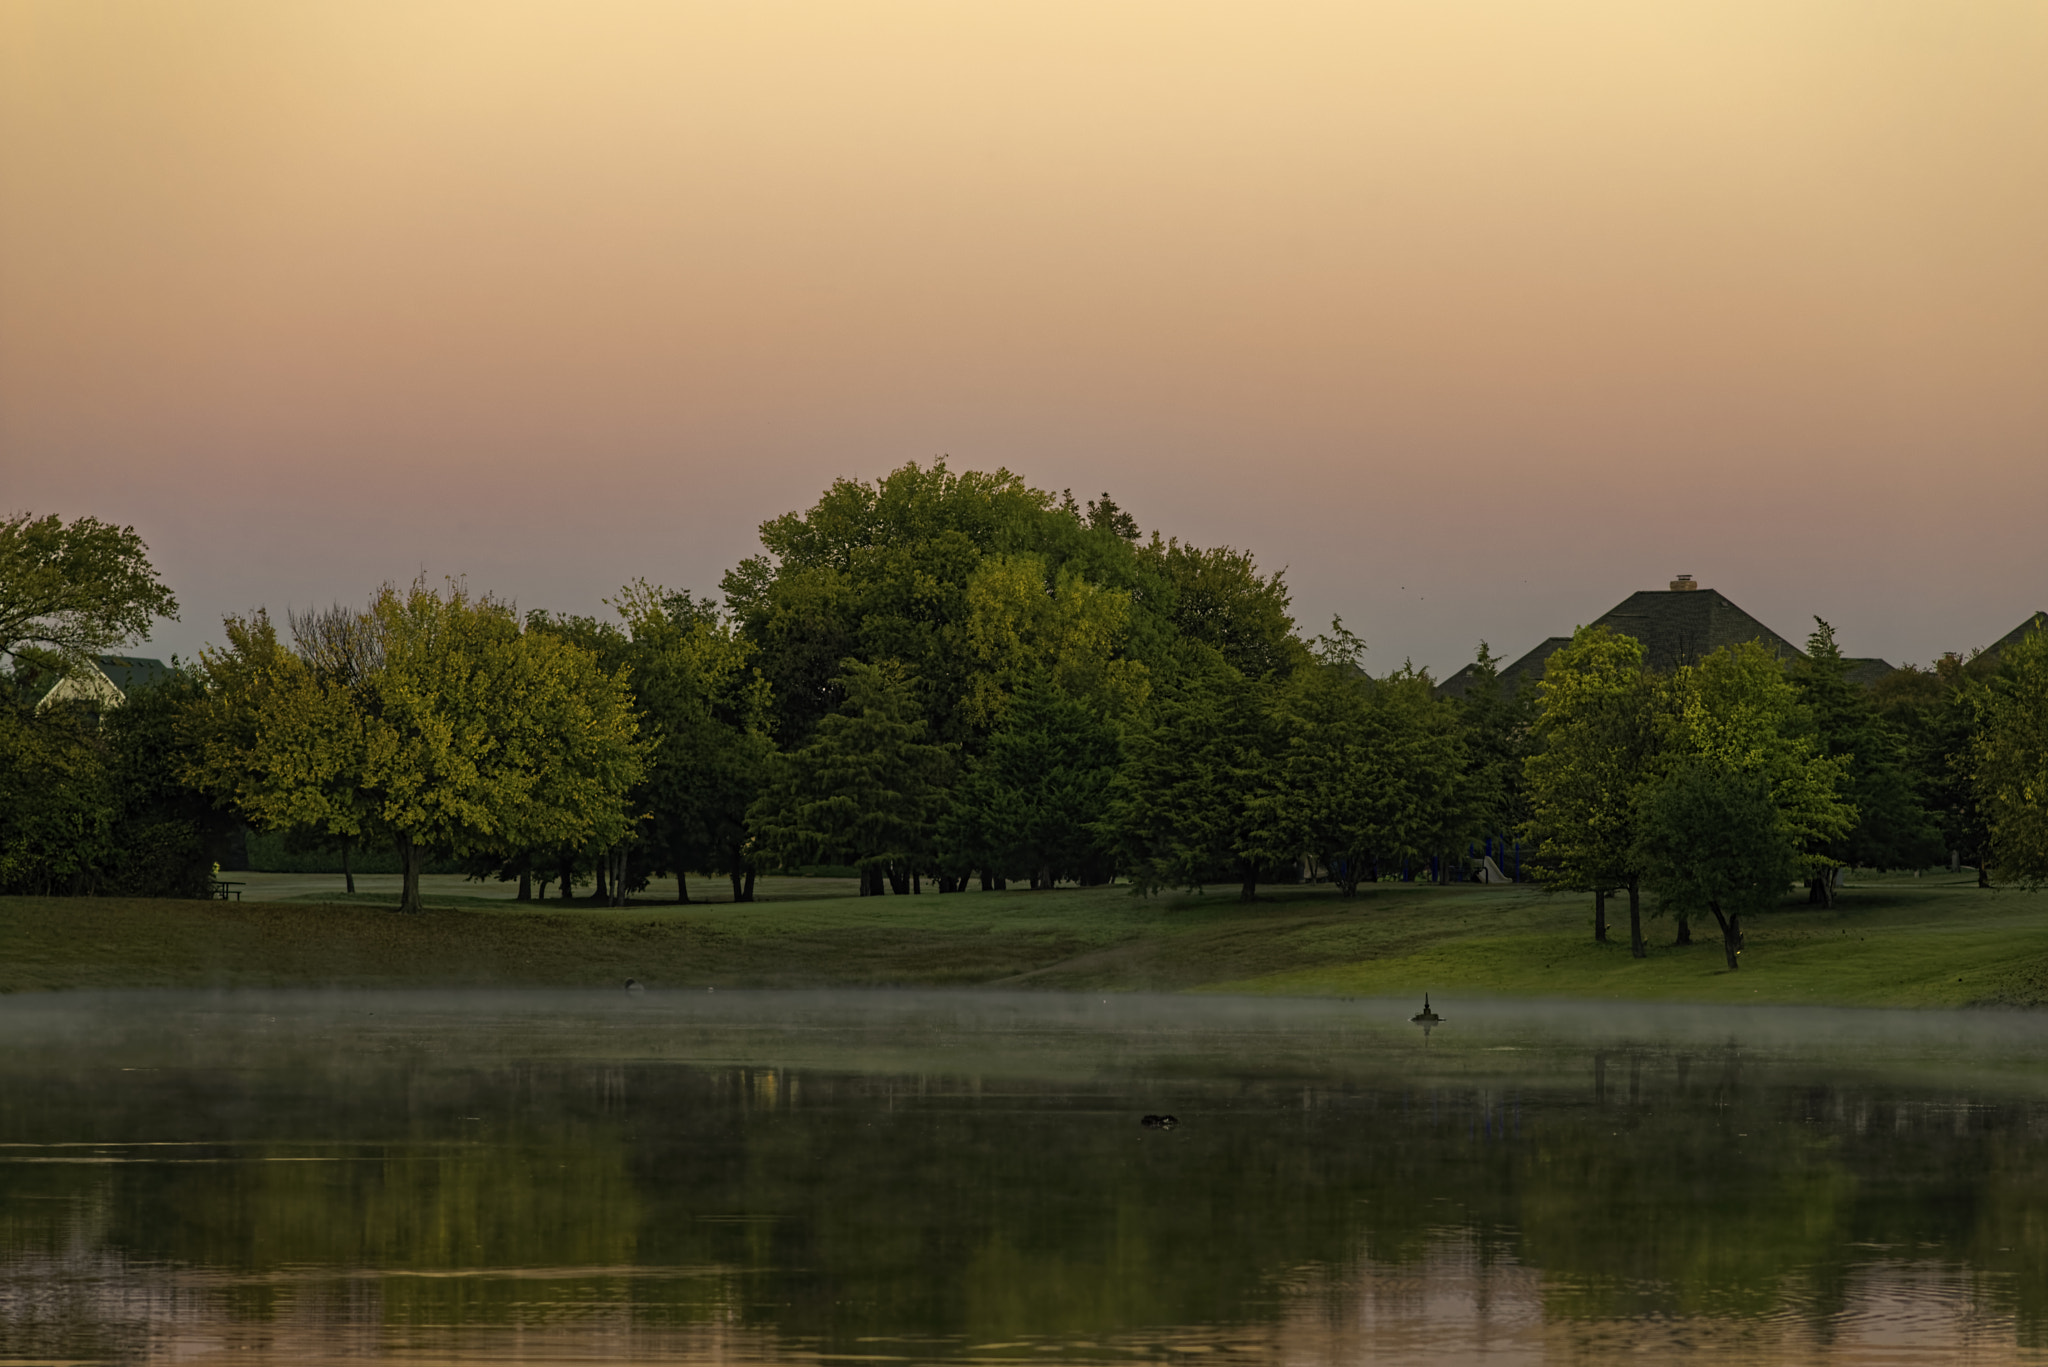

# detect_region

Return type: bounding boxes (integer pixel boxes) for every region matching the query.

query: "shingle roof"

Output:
[1436,589,1893,698]
[93,655,170,696]
[1979,612,2047,663]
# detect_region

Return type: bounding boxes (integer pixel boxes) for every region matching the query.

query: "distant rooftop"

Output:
[1436,581,1892,699]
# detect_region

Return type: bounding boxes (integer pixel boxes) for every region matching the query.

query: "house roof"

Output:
[34,654,170,712]
[1978,612,2047,663]
[1436,587,1894,698]
[91,655,170,695]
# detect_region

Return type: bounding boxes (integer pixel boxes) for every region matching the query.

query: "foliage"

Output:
[194,579,646,912]
[1138,538,1303,680]
[1973,616,2048,887]
[1636,758,1798,971]
[611,581,776,901]
[940,671,1120,888]
[750,660,953,892]
[1524,627,1663,951]
[0,512,179,673]
[0,663,224,897]
[1665,640,1855,894]
[1275,634,1463,896]
[1106,648,1288,900]
[1792,619,1941,872]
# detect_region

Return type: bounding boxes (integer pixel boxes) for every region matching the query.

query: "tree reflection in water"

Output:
[0,991,2044,1365]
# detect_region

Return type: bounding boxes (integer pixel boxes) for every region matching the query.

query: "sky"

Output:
[3,0,2044,676]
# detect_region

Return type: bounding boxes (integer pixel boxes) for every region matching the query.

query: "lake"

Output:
[2,989,2044,1365]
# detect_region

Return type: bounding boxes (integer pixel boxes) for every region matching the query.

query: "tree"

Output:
[1793,619,1941,883]
[1668,641,1854,912]
[613,582,776,903]
[1107,648,1288,900]
[940,671,1119,889]
[750,660,952,894]
[0,679,113,894]
[1636,758,1799,971]
[1276,630,1464,896]
[1973,616,2048,888]
[1139,538,1303,680]
[195,579,646,913]
[0,512,178,672]
[1525,627,1663,957]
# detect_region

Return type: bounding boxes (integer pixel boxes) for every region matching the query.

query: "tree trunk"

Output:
[342,836,355,896]
[1707,899,1741,970]
[560,856,576,903]
[1594,890,1608,943]
[913,870,922,894]
[888,864,910,895]
[742,868,756,902]
[1675,914,1691,945]
[1627,878,1645,959]
[1977,853,1991,888]
[979,870,994,891]
[730,867,745,902]
[1240,864,1258,902]
[397,834,425,914]
[595,859,609,904]
[677,871,690,904]
[517,870,531,902]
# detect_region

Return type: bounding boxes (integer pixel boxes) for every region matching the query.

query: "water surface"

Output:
[2,990,2045,1365]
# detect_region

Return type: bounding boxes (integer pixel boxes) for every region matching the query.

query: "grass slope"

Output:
[1,873,2042,1006]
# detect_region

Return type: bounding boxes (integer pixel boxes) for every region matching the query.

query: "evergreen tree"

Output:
[1793,618,1941,885]
[750,660,952,894]
[1107,648,1288,900]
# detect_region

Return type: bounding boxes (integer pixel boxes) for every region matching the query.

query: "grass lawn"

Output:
[0,871,2042,1007]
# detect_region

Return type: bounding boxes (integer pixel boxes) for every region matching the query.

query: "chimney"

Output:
[1669,574,1697,592]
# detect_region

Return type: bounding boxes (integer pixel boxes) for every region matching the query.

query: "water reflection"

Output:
[0,991,2044,1365]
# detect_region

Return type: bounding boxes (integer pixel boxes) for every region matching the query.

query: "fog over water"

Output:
[3,990,2046,1364]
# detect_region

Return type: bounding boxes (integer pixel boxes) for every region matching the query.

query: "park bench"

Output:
[210,880,243,901]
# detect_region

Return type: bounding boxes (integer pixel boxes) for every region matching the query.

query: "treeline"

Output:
[2,475,2044,931]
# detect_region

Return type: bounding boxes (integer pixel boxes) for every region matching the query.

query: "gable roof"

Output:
[1437,587,1893,698]
[34,655,170,712]
[1979,612,2047,663]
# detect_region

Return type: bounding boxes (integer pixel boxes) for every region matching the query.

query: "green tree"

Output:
[0,682,113,895]
[613,582,776,903]
[1668,641,1855,913]
[1973,616,2048,888]
[1276,633,1462,897]
[196,579,646,912]
[750,660,952,894]
[1793,619,1941,884]
[1636,758,1799,971]
[1525,627,1664,957]
[1139,538,1302,680]
[940,671,1119,889]
[1108,648,1288,900]
[0,512,178,672]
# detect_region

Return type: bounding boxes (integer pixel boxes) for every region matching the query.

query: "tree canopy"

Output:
[0,512,178,672]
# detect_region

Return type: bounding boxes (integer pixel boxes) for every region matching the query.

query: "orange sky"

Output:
[3,1,2044,672]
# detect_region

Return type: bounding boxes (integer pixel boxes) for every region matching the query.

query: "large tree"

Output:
[0,512,178,672]
[1275,624,1464,896]
[195,579,646,912]
[1525,627,1665,956]
[1793,618,1941,883]
[1107,647,1289,900]
[749,659,952,894]
[612,582,776,903]
[1636,758,1799,971]
[940,670,1120,890]
[1973,616,2048,888]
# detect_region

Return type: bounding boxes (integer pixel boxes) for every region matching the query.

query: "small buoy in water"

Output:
[625,978,644,992]
[1411,993,1441,1026]
[1140,1114,1179,1129]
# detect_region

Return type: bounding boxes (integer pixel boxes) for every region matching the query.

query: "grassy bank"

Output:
[1,872,2042,1006]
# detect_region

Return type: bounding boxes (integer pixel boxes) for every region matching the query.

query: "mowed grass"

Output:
[1,872,2043,1006]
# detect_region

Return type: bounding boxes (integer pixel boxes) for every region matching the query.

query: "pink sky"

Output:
[4,0,2044,675]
